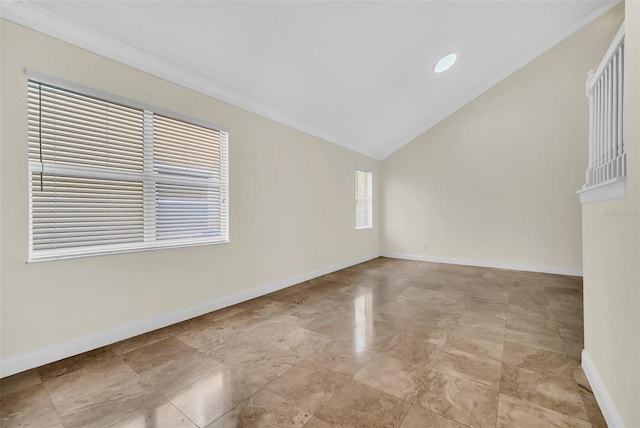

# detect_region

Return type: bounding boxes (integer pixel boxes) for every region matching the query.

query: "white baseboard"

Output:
[582,350,626,428]
[0,252,380,378]
[382,252,583,277]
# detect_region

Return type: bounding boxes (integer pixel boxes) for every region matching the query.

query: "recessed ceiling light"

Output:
[434,53,457,73]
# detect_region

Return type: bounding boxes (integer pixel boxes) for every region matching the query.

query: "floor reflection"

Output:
[354,292,373,353]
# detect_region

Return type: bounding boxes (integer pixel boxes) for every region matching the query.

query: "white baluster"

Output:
[607,61,613,181]
[587,71,595,186]
[619,45,625,179]
[612,52,618,178]
[598,78,604,183]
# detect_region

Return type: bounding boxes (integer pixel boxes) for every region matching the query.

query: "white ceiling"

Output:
[1,1,616,159]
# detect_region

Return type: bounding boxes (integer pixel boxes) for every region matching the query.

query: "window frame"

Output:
[355,167,373,230]
[26,70,229,262]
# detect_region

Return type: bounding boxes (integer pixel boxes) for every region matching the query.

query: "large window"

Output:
[27,74,228,261]
[355,168,372,229]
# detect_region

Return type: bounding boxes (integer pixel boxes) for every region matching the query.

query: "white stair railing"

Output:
[579,23,625,204]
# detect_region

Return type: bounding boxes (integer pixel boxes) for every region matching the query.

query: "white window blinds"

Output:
[355,169,372,229]
[27,77,228,261]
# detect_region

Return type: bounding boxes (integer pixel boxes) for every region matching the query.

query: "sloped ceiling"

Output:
[1,1,617,159]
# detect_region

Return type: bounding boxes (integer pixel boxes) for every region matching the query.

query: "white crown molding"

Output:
[383,251,583,277]
[377,0,621,160]
[582,350,626,428]
[0,252,381,378]
[0,1,381,160]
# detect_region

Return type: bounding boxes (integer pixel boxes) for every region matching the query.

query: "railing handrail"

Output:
[587,22,625,92]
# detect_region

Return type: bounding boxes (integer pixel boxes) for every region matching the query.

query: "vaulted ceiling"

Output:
[1,1,616,159]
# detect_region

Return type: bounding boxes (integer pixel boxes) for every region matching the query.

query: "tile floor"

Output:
[0,257,606,428]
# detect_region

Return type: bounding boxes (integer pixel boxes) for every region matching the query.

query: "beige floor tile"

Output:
[110,399,197,428]
[508,302,553,320]
[108,329,175,356]
[202,327,328,368]
[4,410,64,428]
[303,417,333,428]
[338,319,398,351]
[551,309,584,326]
[416,370,499,428]
[123,337,224,396]
[563,338,584,360]
[167,359,291,426]
[458,307,507,326]
[469,289,510,304]
[548,295,583,315]
[443,333,504,361]
[373,298,426,319]
[307,338,375,375]
[52,373,162,428]
[316,379,410,428]
[165,315,217,337]
[502,341,579,380]
[303,312,357,338]
[37,347,116,382]
[418,299,468,315]
[266,360,350,413]
[379,333,441,368]
[399,321,450,347]
[0,384,56,428]
[399,405,468,428]
[505,329,566,354]
[354,353,429,401]
[451,322,505,345]
[431,350,502,390]
[0,369,41,398]
[507,313,559,336]
[413,308,461,329]
[176,323,238,351]
[497,393,591,428]
[202,306,246,323]
[207,389,312,428]
[205,310,264,334]
[398,287,441,302]
[501,364,588,420]
[557,320,584,342]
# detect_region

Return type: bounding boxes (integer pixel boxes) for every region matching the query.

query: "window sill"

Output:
[577,177,627,204]
[28,237,229,263]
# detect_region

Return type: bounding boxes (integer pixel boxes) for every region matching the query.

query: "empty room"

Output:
[0,1,638,427]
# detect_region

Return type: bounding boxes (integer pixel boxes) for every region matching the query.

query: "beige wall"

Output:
[382,6,624,273]
[0,20,380,361]
[582,1,640,426]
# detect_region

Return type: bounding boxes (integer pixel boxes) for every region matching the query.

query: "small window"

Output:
[27,75,228,261]
[355,168,372,229]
